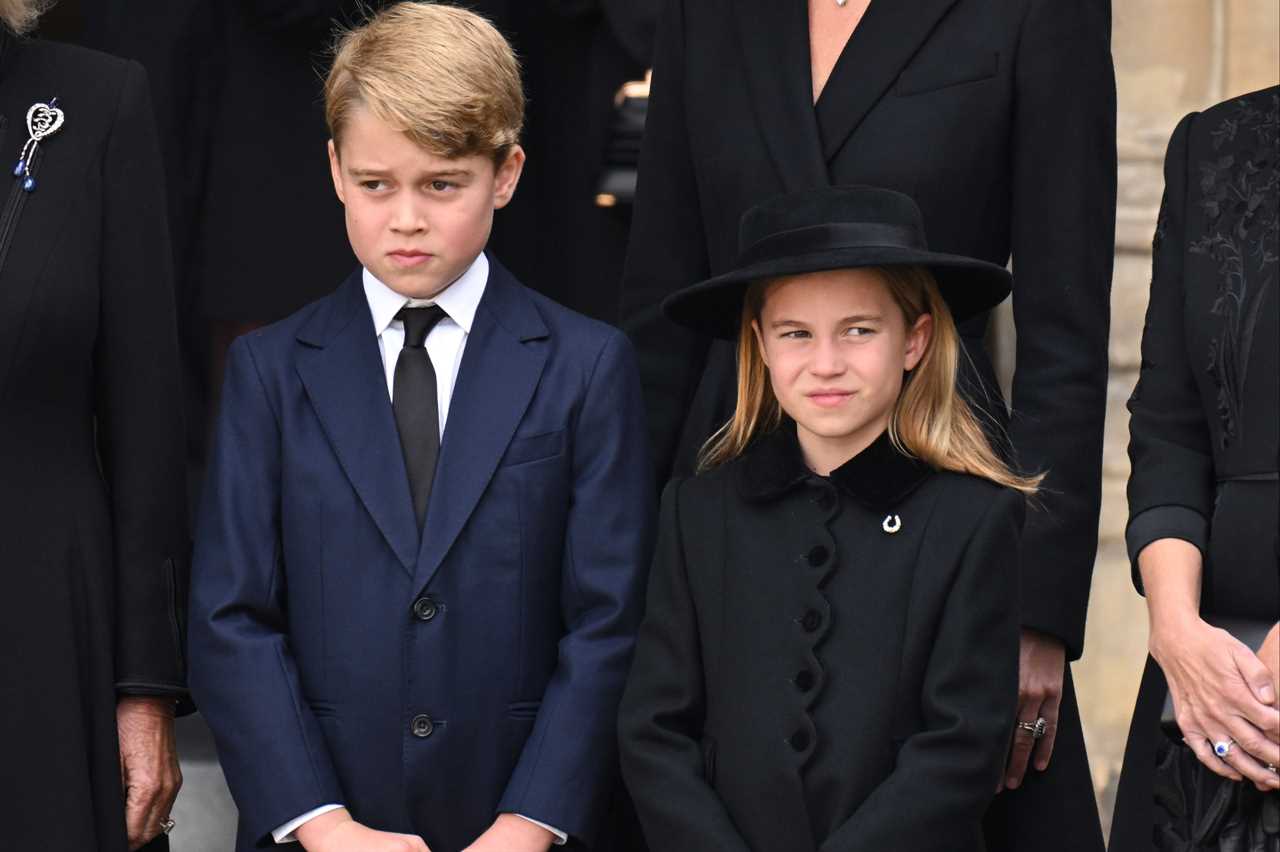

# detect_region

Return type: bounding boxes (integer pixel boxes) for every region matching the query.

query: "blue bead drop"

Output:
[22,175,36,193]
[12,159,24,177]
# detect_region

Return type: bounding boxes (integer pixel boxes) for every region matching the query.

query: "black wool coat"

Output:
[0,32,189,851]
[619,427,1023,852]
[1109,86,1280,852]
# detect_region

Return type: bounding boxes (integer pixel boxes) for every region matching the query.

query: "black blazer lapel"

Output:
[414,258,549,590]
[295,272,420,575]
[815,0,960,161]
[732,0,829,192]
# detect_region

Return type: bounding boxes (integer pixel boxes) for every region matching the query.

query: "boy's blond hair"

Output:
[325,2,524,163]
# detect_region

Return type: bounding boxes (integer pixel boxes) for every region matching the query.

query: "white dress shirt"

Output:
[273,253,565,846]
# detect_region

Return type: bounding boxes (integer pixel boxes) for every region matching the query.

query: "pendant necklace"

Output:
[13,98,65,193]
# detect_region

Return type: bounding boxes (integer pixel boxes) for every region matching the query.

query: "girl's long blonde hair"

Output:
[1,0,49,34]
[698,265,1042,495]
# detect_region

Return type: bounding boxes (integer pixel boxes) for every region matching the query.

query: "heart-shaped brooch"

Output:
[12,98,66,193]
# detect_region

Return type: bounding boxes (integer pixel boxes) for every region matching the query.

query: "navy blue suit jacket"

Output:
[189,256,654,851]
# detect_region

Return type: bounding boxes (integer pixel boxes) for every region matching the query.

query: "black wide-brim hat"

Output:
[662,186,1012,340]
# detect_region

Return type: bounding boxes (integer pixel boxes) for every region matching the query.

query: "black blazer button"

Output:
[801,610,822,632]
[410,714,434,738]
[412,597,439,622]
[806,545,829,567]
[794,670,815,692]
[816,491,836,512]
[789,729,810,751]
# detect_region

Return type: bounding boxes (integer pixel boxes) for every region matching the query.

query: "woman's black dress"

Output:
[619,1,1116,848]
[0,32,189,851]
[1109,86,1279,851]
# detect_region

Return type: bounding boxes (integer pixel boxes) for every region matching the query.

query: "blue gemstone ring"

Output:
[1213,739,1235,759]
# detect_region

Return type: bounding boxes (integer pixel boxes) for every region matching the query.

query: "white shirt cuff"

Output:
[272,804,344,844]
[512,813,568,845]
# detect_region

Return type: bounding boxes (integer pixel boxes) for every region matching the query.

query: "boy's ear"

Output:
[904,313,933,372]
[492,144,526,210]
[328,139,346,205]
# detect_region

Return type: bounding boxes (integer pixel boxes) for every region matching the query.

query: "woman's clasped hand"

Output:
[1151,607,1280,791]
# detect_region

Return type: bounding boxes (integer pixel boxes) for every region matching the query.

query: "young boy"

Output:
[188,5,654,851]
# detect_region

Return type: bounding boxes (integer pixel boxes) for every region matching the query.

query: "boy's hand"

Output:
[296,808,431,852]
[463,814,556,852]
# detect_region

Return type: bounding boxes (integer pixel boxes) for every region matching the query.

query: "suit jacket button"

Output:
[789,729,810,751]
[801,610,822,633]
[806,545,829,567]
[410,714,434,738]
[412,597,439,622]
[794,670,815,693]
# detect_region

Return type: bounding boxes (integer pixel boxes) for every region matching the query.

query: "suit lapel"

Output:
[415,258,549,589]
[732,0,829,192]
[815,0,960,161]
[296,273,420,574]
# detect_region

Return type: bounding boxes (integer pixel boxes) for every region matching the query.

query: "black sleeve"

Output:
[93,62,192,704]
[617,0,713,482]
[618,480,754,852]
[1005,0,1117,660]
[1123,111,1214,594]
[599,0,661,64]
[818,490,1023,852]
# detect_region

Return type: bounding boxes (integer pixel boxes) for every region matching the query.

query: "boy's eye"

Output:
[844,326,874,337]
[360,180,388,192]
[429,180,455,192]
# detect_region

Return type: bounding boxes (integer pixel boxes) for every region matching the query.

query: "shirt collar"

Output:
[362,252,489,338]
[736,420,933,512]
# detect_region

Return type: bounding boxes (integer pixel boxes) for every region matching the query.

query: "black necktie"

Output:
[393,305,448,528]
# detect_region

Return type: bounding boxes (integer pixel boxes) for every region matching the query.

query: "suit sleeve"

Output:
[1123,112,1213,594]
[818,489,1022,852]
[617,479,754,852]
[496,331,656,845]
[1006,0,1116,659]
[187,338,345,844]
[93,61,192,703]
[617,0,713,481]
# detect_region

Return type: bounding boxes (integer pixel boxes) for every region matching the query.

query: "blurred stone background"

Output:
[164,2,1279,848]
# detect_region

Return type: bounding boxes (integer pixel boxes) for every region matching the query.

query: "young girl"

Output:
[618,186,1041,852]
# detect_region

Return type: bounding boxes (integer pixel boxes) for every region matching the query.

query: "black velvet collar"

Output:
[737,420,932,512]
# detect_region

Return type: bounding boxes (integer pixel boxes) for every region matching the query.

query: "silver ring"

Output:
[1213,739,1235,759]
[162,818,176,835]
[1016,717,1048,739]
[1266,762,1278,774]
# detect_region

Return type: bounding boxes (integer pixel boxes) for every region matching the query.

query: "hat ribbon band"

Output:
[737,222,926,267]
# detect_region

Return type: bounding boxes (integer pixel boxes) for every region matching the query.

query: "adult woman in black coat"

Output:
[0,9,189,851]
[1109,86,1280,851]
[618,2,1115,848]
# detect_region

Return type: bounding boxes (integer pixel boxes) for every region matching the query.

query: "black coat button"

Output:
[801,610,822,632]
[412,597,438,621]
[794,670,815,692]
[789,730,810,751]
[816,491,836,512]
[806,545,829,567]
[410,714,434,738]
